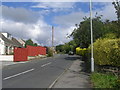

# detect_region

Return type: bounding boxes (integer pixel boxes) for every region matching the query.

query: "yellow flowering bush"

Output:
[76,47,87,57]
[89,38,120,67]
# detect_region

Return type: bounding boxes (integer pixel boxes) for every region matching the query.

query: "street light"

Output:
[90,0,94,72]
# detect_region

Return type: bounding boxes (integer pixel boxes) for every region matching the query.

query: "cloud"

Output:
[53,3,117,27]
[95,3,117,21]
[2,19,50,44]
[1,18,74,46]
[1,5,41,24]
[2,0,117,2]
[53,26,75,45]
[1,2,117,46]
[53,11,89,27]
[32,2,75,9]
[31,2,75,12]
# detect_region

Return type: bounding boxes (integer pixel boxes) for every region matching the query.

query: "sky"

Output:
[0,1,117,46]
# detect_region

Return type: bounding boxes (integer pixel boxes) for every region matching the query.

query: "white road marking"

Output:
[3,68,34,80]
[41,62,51,67]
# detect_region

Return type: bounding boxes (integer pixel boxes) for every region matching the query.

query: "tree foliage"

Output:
[25,39,38,47]
[56,40,77,54]
[56,2,120,54]
[113,0,120,24]
[70,16,105,48]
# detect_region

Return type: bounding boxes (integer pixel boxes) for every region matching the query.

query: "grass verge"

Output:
[90,72,120,88]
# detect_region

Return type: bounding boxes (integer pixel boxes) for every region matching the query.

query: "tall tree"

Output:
[113,0,120,24]
[70,16,105,48]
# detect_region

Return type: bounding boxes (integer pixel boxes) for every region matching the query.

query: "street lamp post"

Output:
[90,0,94,72]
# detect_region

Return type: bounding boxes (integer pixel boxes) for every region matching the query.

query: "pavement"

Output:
[53,59,91,88]
[2,54,75,88]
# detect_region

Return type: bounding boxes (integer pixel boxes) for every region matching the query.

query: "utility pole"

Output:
[52,26,54,48]
[52,26,54,55]
[90,0,94,72]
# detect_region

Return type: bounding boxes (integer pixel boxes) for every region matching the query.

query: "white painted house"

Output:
[0,33,5,55]
[0,32,23,55]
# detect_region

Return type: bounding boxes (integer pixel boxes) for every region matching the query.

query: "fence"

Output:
[14,47,28,62]
[27,45,46,56]
[14,45,46,62]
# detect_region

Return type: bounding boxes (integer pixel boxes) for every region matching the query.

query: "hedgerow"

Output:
[89,38,120,67]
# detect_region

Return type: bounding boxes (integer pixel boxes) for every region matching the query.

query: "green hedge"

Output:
[89,38,120,67]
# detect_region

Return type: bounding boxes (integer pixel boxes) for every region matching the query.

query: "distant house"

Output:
[17,39,25,47]
[0,32,23,55]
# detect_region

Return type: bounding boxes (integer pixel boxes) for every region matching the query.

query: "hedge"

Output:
[89,38,120,67]
[76,47,87,57]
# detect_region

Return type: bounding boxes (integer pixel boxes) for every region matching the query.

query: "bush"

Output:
[47,48,53,57]
[89,38,120,67]
[76,47,87,57]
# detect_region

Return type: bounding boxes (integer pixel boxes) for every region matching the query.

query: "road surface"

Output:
[2,54,79,88]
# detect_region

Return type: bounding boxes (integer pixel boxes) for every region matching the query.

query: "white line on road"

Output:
[3,68,34,80]
[41,62,51,67]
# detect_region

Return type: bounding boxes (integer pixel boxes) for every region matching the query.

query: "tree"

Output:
[70,16,105,48]
[113,0,120,24]
[56,40,77,54]
[103,21,120,38]
[25,39,38,47]
[56,44,64,53]
[34,43,38,46]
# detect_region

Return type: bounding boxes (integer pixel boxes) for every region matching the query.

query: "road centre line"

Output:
[3,68,34,80]
[41,62,51,67]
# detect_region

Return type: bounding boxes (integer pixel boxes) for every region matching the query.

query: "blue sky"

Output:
[1,2,117,46]
[2,2,106,26]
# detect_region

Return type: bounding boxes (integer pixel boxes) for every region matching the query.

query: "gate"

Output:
[14,47,28,62]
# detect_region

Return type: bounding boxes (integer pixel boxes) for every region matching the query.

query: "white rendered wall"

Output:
[0,38,6,55]
[0,55,13,61]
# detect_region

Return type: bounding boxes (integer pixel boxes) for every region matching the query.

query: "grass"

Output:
[90,72,119,88]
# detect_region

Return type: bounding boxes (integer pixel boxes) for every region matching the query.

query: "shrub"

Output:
[76,47,87,57]
[89,38,120,67]
[47,48,53,57]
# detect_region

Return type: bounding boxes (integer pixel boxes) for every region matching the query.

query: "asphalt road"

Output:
[2,54,79,88]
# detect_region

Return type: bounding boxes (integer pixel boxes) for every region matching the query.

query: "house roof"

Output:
[11,37,23,47]
[17,39,26,45]
[0,33,13,45]
[0,32,23,47]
